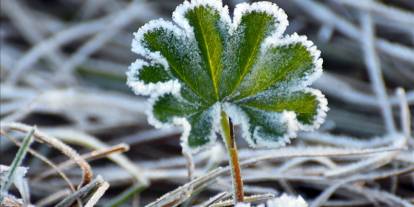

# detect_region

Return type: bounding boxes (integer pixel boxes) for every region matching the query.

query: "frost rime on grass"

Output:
[235,194,308,207]
[127,0,328,153]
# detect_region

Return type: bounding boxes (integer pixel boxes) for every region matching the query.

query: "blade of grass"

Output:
[1,132,77,193]
[0,127,35,203]
[104,183,146,207]
[84,180,110,207]
[1,122,93,188]
[55,176,105,207]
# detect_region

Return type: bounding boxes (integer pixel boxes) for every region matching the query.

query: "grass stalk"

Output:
[0,127,35,203]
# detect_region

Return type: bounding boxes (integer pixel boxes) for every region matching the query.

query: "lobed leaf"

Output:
[127,0,328,152]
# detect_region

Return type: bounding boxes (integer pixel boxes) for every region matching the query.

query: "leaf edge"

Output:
[126,59,181,96]
[147,94,222,154]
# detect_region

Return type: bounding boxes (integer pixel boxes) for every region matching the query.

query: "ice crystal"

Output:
[127,0,328,152]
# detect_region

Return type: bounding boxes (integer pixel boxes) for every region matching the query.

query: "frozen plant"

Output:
[127,0,328,203]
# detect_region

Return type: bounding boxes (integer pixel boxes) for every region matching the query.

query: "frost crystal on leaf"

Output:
[127,0,328,152]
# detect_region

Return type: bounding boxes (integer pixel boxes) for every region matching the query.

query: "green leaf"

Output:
[135,62,171,84]
[219,8,281,98]
[238,106,294,147]
[136,20,216,103]
[128,1,328,152]
[151,94,201,123]
[183,5,226,99]
[151,94,220,151]
[232,35,320,100]
[237,88,327,130]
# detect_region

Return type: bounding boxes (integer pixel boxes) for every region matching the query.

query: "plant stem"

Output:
[220,111,244,203]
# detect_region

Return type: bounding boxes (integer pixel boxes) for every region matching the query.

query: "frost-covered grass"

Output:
[1,0,413,206]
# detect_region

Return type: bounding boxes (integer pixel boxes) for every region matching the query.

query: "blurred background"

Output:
[1,0,413,206]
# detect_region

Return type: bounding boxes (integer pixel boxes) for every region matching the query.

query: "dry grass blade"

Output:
[145,167,224,207]
[0,122,93,188]
[360,7,395,133]
[396,88,412,139]
[84,180,110,207]
[210,193,275,207]
[42,128,148,185]
[240,145,403,166]
[196,192,230,207]
[55,176,106,207]
[311,166,414,207]
[36,143,129,181]
[333,0,414,26]
[35,189,71,207]
[1,132,77,194]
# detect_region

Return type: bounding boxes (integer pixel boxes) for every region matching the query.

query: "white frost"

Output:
[223,103,299,148]
[233,1,288,37]
[180,102,222,154]
[132,18,184,68]
[298,88,329,131]
[147,94,221,154]
[126,59,181,96]
[264,33,323,91]
[223,102,253,147]
[146,94,171,129]
[253,111,298,148]
[173,0,231,38]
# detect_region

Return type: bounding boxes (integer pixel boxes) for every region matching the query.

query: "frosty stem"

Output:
[220,111,244,203]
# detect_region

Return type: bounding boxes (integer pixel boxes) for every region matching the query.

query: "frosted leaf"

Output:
[127,0,328,152]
